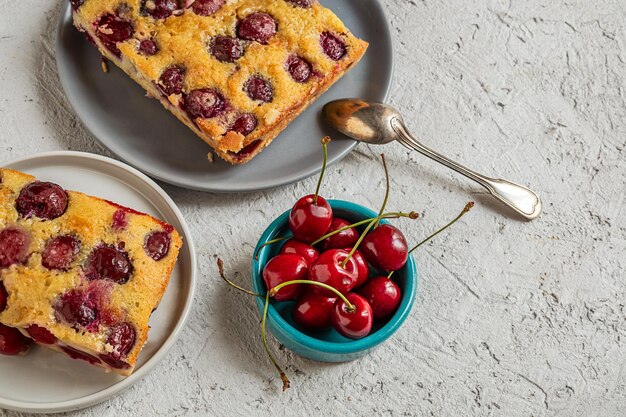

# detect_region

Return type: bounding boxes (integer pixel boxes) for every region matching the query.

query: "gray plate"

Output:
[56,1,393,192]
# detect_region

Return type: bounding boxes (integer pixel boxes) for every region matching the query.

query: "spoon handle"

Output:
[390,118,542,220]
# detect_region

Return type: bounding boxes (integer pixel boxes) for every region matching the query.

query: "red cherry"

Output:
[361,224,409,271]
[0,324,32,356]
[26,325,57,345]
[293,292,336,330]
[332,293,373,339]
[288,195,332,243]
[279,239,319,266]
[263,254,308,301]
[358,276,402,320]
[344,248,369,289]
[322,218,359,250]
[309,249,358,296]
[0,282,6,312]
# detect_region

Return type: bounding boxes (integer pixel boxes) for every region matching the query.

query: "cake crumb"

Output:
[207,152,215,163]
[101,58,109,74]
[264,109,280,125]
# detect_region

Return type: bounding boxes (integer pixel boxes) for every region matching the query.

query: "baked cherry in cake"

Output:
[286,0,314,7]
[190,0,225,16]
[210,36,244,63]
[138,39,158,56]
[16,181,68,220]
[159,65,185,96]
[145,231,171,261]
[0,168,182,375]
[245,76,273,103]
[99,322,136,368]
[0,283,7,312]
[141,0,178,19]
[286,56,313,83]
[42,235,81,271]
[0,227,30,268]
[184,89,226,119]
[237,13,277,45]
[85,245,133,284]
[70,0,85,10]
[26,325,58,345]
[0,324,32,356]
[230,114,258,136]
[70,0,368,164]
[94,13,134,57]
[54,288,99,329]
[320,32,347,60]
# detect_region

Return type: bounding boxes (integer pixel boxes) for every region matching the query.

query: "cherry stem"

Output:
[217,258,263,297]
[269,279,355,312]
[387,202,475,279]
[310,211,418,246]
[376,154,391,227]
[261,291,290,391]
[313,136,331,205]
[340,216,379,269]
[254,235,292,260]
[262,278,357,392]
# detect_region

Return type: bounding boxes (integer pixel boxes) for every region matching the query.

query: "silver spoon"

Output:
[322,99,542,220]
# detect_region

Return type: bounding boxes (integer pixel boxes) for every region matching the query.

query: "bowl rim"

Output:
[251,199,418,355]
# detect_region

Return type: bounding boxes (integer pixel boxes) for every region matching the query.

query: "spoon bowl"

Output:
[322,99,397,145]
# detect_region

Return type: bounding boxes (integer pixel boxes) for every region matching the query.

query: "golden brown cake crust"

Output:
[71,0,368,164]
[0,168,182,376]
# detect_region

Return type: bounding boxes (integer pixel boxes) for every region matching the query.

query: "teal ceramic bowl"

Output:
[251,200,418,362]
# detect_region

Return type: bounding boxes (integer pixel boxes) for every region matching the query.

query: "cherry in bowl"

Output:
[251,199,418,363]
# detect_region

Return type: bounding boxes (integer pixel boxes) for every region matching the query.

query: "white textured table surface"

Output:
[1,0,626,416]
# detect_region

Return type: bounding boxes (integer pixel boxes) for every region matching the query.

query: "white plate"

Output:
[0,151,196,414]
